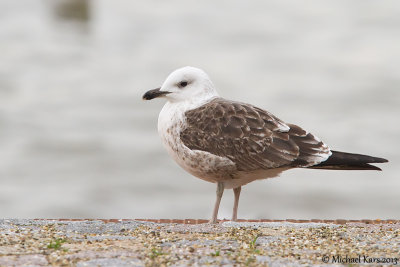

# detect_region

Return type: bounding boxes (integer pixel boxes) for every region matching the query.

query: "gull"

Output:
[142,66,388,223]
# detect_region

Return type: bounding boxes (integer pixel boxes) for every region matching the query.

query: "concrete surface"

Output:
[1,219,399,266]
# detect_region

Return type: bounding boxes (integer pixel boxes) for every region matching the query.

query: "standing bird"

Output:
[143,67,388,223]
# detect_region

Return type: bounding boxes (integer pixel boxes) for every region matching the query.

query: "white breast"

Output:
[157,101,237,183]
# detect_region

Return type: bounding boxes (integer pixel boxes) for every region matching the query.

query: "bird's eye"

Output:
[179,81,188,88]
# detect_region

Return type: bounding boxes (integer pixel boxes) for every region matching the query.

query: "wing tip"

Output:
[377,158,389,163]
[308,163,383,171]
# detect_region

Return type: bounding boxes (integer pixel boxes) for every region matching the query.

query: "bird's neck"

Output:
[167,93,218,112]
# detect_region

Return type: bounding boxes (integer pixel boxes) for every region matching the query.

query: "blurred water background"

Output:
[0,0,399,219]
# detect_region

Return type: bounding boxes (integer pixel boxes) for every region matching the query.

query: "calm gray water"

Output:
[0,0,399,219]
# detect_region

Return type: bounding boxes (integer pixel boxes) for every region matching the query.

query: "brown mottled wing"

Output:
[180,98,331,171]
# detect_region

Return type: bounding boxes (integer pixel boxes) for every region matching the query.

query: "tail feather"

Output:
[309,150,388,171]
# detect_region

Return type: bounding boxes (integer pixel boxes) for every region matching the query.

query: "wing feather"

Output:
[180,98,330,171]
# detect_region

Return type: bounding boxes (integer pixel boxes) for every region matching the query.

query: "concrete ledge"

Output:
[34,218,400,224]
[1,219,399,266]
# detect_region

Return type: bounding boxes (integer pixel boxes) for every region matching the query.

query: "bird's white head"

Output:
[143,67,219,103]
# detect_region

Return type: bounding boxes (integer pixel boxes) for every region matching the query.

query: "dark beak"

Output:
[142,88,171,100]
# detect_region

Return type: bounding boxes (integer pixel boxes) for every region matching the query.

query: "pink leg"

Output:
[210,182,224,224]
[232,187,241,221]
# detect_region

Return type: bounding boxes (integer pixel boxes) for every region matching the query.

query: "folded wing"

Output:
[180,98,331,171]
